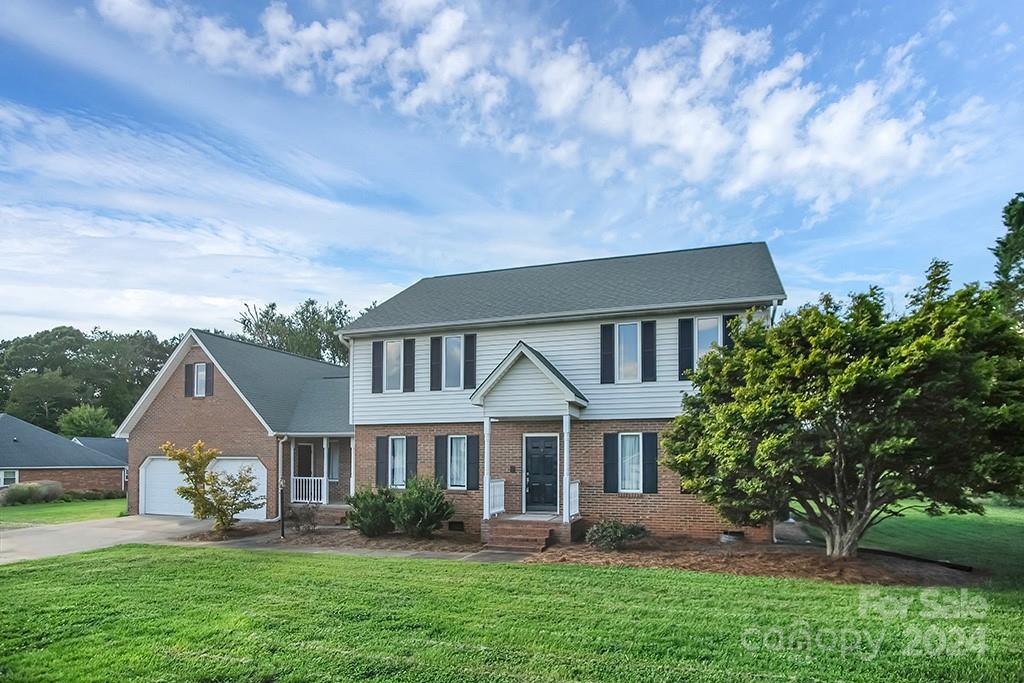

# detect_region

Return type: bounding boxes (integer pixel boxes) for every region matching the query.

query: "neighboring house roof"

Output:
[0,414,126,469]
[115,330,352,438]
[471,341,588,407]
[343,242,786,335]
[72,437,128,465]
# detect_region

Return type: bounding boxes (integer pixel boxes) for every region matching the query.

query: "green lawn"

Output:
[861,502,1024,582]
[1,545,1022,682]
[0,498,126,525]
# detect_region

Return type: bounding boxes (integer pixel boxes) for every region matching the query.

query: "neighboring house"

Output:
[0,413,126,491]
[72,437,128,465]
[118,242,786,549]
[340,242,786,548]
[114,330,352,522]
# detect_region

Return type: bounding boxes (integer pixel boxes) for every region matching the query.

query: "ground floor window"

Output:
[448,435,467,489]
[328,442,340,481]
[389,436,407,488]
[618,433,642,493]
[1,470,17,486]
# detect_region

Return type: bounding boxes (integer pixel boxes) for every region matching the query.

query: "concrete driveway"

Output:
[0,515,212,564]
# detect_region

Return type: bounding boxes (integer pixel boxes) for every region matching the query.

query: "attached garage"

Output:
[140,456,268,520]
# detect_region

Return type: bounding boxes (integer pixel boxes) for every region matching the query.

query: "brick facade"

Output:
[127,345,281,518]
[18,467,124,492]
[355,418,771,543]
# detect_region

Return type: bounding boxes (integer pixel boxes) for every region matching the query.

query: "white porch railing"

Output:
[569,480,580,518]
[488,479,505,517]
[292,476,327,504]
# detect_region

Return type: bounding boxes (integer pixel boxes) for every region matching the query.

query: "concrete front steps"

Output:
[485,514,561,552]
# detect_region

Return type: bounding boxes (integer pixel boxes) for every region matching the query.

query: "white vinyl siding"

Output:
[485,356,568,417]
[1,469,17,486]
[384,340,403,392]
[352,309,760,424]
[618,433,642,493]
[448,435,467,489]
[443,335,463,389]
[194,362,207,397]
[389,436,406,488]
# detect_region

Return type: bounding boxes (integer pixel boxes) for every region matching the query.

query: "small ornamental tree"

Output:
[57,404,117,438]
[662,261,1024,558]
[161,440,264,532]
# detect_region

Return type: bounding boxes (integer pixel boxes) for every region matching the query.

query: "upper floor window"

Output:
[194,362,208,397]
[443,335,463,389]
[384,340,403,391]
[616,322,640,382]
[447,435,467,489]
[696,317,721,363]
[389,436,407,488]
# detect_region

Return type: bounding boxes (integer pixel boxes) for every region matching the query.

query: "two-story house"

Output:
[117,242,785,549]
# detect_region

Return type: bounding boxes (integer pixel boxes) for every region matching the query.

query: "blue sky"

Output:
[0,0,1020,338]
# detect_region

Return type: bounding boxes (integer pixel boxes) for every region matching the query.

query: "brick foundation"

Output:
[18,468,124,492]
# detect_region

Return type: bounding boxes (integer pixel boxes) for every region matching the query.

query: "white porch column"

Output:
[349,437,356,496]
[322,436,330,504]
[562,413,571,524]
[482,417,492,520]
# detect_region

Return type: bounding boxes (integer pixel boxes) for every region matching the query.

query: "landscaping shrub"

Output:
[346,487,395,537]
[388,476,455,539]
[287,504,320,533]
[585,519,648,551]
[59,489,127,502]
[0,481,64,506]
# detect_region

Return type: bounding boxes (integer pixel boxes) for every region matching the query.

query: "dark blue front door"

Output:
[525,436,557,511]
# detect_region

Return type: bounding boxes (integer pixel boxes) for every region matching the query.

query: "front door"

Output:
[296,444,314,477]
[525,436,558,512]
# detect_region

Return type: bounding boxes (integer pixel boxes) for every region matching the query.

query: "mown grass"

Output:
[860,502,1024,581]
[1,545,1021,682]
[0,498,126,525]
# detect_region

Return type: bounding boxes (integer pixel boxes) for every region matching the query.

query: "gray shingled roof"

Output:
[73,437,128,465]
[192,330,351,434]
[0,414,126,469]
[344,242,785,334]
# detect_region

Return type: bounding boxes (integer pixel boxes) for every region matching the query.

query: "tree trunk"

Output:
[822,520,865,558]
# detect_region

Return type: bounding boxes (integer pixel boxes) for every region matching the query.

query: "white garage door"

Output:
[141,457,268,520]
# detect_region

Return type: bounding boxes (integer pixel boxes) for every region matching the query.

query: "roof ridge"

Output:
[423,241,762,281]
[190,329,349,370]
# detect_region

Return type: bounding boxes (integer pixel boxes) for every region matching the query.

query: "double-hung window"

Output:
[1,470,17,487]
[616,322,640,382]
[384,340,403,391]
[327,442,340,481]
[443,335,463,389]
[447,435,467,489]
[618,433,642,493]
[696,317,721,363]
[389,436,407,488]
[194,362,208,397]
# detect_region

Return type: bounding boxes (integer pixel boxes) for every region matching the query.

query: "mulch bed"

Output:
[276,527,486,554]
[526,536,988,587]
[177,522,280,542]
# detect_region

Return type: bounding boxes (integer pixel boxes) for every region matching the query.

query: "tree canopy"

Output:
[236,298,376,364]
[57,404,118,438]
[661,261,1024,558]
[992,192,1024,324]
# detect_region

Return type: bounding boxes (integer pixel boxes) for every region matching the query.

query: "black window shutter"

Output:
[375,436,388,487]
[403,339,416,392]
[722,314,738,349]
[600,324,615,384]
[466,435,480,491]
[205,363,214,396]
[184,363,194,397]
[678,318,694,380]
[603,433,618,493]
[406,436,418,478]
[640,320,656,382]
[429,336,442,391]
[642,432,658,493]
[463,334,477,389]
[371,341,384,394]
[434,435,448,484]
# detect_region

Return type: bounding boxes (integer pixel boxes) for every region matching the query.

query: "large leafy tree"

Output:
[5,370,81,431]
[56,404,117,438]
[237,299,354,364]
[662,261,1024,558]
[992,192,1024,324]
